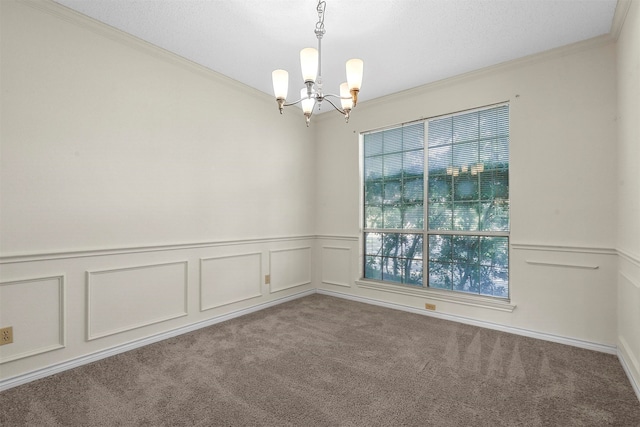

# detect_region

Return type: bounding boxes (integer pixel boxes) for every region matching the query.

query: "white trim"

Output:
[0,235,315,264]
[611,0,633,41]
[314,34,614,123]
[315,235,359,241]
[620,272,640,290]
[618,337,640,402]
[0,344,66,366]
[525,260,599,270]
[511,243,617,255]
[0,289,315,392]
[1,288,628,394]
[199,252,264,311]
[268,247,313,293]
[322,246,352,251]
[355,279,516,312]
[618,248,640,268]
[86,261,189,340]
[269,246,313,254]
[4,237,625,264]
[321,281,352,288]
[17,0,269,103]
[269,282,313,293]
[619,336,640,376]
[317,289,616,355]
[0,275,66,364]
[321,246,352,288]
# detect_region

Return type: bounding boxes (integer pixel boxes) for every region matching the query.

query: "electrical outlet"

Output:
[265,274,270,285]
[425,303,436,311]
[0,326,13,345]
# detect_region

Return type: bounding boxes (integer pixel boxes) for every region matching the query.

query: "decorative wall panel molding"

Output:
[0,275,65,364]
[269,247,312,293]
[511,243,617,255]
[318,289,612,354]
[618,346,640,402]
[619,336,640,377]
[525,260,599,269]
[321,246,352,287]
[86,261,188,340]
[0,289,315,392]
[619,248,640,268]
[0,235,315,264]
[620,272,640,290]
[315,235,359,241]
[618,271,640,399]
[200,252,263,311]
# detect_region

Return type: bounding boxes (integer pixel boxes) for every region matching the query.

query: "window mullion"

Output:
[426,230,509,237]
[423,120,429,290]
[363,104,509,299]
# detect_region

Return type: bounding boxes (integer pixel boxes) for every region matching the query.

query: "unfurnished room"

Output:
[1,0,639,425]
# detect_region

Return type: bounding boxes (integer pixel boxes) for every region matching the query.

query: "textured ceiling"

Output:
[53,0,617,105]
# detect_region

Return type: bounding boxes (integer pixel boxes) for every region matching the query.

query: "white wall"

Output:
[1,1,315,254]
[315,39,619,347]
[616,0,640,395]
[0,0,316,382]
[0,0,636,395]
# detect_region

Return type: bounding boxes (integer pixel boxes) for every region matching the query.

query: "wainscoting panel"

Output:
[618,255,640,399]
[321,246,351,287]
[0,276,65,364]
[200,252,263,311]
[0,236,316,385]
[509,246,618,346]
[87,261,188,340]
[269,247,312,293]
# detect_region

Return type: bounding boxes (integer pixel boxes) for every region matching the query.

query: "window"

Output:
[363,104,509,298]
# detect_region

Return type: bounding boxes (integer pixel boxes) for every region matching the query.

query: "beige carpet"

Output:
[1,294,639,426]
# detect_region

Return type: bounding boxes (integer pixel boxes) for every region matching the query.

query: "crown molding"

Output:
[341,34,615,118]
[611,0,633,41]
[15,0,272,104]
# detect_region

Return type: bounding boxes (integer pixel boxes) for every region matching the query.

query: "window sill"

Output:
[355,279,517,313]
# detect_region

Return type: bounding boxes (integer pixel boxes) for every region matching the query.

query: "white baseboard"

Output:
[0,289,314,392]
[618,353,640,402]
[618,340,640,402]
[317,289,618,355]
[1,288,631,396]
[319,291,640,403]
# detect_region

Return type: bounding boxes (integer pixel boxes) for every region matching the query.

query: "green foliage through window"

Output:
[363,104,510,298]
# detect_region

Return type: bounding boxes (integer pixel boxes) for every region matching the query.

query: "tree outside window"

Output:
[363,104,509,299]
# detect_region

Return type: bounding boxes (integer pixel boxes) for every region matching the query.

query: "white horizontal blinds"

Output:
[427,105,509,232]
[363,123,425,285]
[427,105,510,298]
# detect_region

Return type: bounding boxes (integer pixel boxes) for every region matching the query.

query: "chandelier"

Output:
[271,0,363,127]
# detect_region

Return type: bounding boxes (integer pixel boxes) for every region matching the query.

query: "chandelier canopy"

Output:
[271,0,363,127]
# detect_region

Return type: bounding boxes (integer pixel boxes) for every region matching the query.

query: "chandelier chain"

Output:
[271,0,361,126]
[315,1,326,38]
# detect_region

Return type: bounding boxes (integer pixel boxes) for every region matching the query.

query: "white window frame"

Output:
[358,103,514,311]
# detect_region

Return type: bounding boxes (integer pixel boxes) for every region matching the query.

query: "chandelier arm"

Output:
[323,96,347,115]
[324,93,352,100]
[283,98,305,107]
[272,0,361,125]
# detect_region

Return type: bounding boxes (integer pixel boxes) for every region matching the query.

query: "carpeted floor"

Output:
[1,294,639,426]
